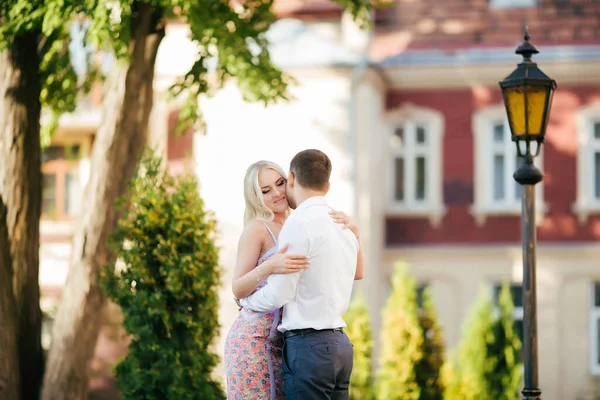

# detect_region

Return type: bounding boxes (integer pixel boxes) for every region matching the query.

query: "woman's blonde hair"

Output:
[243,160,288,225]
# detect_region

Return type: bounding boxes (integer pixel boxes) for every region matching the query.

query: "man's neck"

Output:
[294,188,327,207]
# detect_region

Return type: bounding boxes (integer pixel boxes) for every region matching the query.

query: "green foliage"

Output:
[100,153,224,400]
[443,288,494,400]
[415,287,446,400]
[444,285,522,400]
[488,284,522,399]
[0,0,83,144]
[171,0,376,133]
[376,262,422,400]
[1,0,377,138]
[64,0,377,132]
[80,0,377,134]
[441,351,465,400]
[344,290,374,400]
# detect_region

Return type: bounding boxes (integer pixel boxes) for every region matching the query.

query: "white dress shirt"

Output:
[240,196,359,332]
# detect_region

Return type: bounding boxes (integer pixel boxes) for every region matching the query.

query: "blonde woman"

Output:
[223,160,363,400]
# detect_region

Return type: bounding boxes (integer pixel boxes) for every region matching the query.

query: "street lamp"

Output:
[499,30,556,400]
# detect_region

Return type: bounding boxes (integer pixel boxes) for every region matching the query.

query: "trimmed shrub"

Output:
[487,284,522,399]
[376,262,422,400]
[416,286,446,399]
[444,284,522,400]
[344,289,374,400]
[101,154,224,400]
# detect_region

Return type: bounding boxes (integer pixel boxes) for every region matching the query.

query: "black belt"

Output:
[283,327,344,339]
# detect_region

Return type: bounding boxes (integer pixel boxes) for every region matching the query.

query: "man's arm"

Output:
[239,218,310,312]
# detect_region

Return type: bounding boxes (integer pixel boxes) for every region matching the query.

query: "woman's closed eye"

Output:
[263,179,284,194]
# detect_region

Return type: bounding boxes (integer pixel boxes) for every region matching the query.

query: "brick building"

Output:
[351,1,600,399]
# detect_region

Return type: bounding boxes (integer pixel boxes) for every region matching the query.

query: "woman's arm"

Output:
[354,237,364,280]
[232,222,270,300]
[329,210,364,280]
[232,222,310,300]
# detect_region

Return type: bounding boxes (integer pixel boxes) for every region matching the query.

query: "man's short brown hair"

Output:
[289,149,332,191]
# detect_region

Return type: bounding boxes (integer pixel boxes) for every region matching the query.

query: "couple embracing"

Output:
[224,149,364,400]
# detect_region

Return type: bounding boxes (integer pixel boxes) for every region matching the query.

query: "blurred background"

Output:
[37,1,600,399]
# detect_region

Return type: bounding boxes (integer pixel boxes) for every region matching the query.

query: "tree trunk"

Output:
[41,4,165,399]
[0,200,20,400]
[0,32,44,400]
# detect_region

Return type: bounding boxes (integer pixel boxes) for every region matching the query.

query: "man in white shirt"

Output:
[240,149,359,400]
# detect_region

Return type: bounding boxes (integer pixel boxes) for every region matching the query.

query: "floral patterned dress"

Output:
[224,223,285,400]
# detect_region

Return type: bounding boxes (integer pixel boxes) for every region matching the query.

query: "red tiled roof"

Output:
[370,0,600,60]
[274,0,343,19]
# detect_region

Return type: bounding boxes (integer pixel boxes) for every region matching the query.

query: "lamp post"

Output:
[499,30,556,400]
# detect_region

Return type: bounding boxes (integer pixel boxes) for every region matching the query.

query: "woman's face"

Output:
[258,168,289,214]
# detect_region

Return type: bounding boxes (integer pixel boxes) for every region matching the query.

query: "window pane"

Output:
[41,146,64,163]
[510,284,523,307]
[42,174,57,216]
[416,156,426,200]
[416,125,426,144]
[392,127,404,148]
[64,145,82,161]
[515,319,524,343]
[65,169,80,215]
[493,123,504,142]
[595,152,600,200]
[594,283,600,308]
[493,155,505,200]
[395,157,404,201]
[416,284,427,311]
[492,285,501,303]
[395,127,404,140]
[493,284,523,307]
[594,121,600,140]
[42,145,82,163]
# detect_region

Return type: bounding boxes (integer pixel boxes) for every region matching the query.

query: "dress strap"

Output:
[260,221,278,247]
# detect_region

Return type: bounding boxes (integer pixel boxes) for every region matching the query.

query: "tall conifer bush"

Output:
[101,154,224,399]
[376,263,422,400]
[415,287,446,399]
[345,289,374,400]
[443,285,522,400]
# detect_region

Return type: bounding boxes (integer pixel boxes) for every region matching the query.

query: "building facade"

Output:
[354,1,600,399]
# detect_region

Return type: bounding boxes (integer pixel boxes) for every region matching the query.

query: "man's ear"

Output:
[324,181,331,194]
[288,171,295,187]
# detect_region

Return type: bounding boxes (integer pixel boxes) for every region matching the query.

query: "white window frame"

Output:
[385,104,446,227]
[472,105,546,226]
[490,0,536,9]
[590,283,600,376]
[573,103,600,224]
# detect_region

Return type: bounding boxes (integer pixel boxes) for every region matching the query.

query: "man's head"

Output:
[286,149,331,209]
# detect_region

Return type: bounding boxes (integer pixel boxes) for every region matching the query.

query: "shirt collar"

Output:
[294,196,327,211]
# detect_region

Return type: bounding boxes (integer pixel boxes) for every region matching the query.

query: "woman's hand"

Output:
[329,210,360,239]
[330,210,364,280]
[265,243,309,275]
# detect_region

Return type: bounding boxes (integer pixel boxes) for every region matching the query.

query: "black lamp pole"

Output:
[499,30,556,400]
[515,149,543,400]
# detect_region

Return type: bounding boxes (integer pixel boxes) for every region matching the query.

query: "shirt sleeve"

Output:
[239,217,310,312]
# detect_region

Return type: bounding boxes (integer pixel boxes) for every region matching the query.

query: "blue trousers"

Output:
[282,329,354,400]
